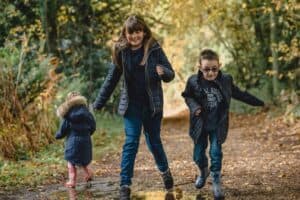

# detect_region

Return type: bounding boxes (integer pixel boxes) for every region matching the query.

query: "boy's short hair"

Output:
[199,49,219,64]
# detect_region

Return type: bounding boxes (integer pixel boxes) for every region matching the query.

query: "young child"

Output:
[56,91,96,188]
[182,49,264,199]
[93,15,175,199]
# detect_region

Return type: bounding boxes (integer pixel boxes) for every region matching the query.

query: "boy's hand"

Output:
[156,66,164,76]
[195,108,201,116]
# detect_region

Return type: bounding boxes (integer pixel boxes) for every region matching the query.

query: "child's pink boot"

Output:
[83,166,93,182]
[65,163,77,188]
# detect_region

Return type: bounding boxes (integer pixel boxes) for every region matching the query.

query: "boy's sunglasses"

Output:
[202,66,219,73]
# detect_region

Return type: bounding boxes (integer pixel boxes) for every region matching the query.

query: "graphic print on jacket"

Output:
[202,81,223,131]
[204,87,223,110]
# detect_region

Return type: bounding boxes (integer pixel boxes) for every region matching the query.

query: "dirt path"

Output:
[3,113,300,200]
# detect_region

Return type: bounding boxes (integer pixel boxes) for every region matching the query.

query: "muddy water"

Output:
[46,183,212,200]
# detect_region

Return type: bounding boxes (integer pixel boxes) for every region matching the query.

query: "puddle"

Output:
[47,185,211,200]
[47,188,119,200]
[46,180,120,200]
[132,190,211,200]
[44,178,213,200]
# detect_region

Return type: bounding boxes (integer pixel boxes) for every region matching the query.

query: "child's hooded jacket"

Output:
[56,95,96,166]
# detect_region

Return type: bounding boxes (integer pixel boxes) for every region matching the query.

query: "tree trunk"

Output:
[40,0,58,56]
[270,5,280,96]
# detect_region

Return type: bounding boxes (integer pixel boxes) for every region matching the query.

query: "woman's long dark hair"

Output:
[112,15,156,68]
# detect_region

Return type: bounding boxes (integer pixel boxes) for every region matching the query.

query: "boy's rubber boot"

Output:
[211,171,225,200]
[195,167,209,189]
[119,185,131,200]
[161,168,174,191]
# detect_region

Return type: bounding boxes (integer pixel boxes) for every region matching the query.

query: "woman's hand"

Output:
[156,66,164,76]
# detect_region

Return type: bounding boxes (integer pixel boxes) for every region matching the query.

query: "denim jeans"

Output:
[193,129,223,172]
[120,102,169,186]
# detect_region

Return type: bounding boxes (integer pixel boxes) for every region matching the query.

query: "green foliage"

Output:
[133,0,299,107]
[1,0,132,113]
[44,0,131,110]
[0,0,131,159]
[0,41,57,159]
[0,1,41,46]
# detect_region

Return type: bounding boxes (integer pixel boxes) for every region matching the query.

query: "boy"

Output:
[182,49,264,199]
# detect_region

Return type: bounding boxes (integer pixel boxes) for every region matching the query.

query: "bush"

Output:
[0,42,58,160]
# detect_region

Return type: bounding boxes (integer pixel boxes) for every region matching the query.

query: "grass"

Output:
[0,113,123,191]
[93,113,124,158]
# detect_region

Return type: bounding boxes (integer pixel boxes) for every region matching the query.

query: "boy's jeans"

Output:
[120,103,169,186]
[193,129,223,172]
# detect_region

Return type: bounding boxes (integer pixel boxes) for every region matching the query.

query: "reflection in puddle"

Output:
[49,188,94,200]
[47,183,116,200]
[132,191,175,200]
[48,185,210,200]
[132,190,208,200]
[67,188,93,200]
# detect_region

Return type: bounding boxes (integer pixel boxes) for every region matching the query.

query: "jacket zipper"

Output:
[145,46,160,116]
[213,79,229,107]
[212,79,229,122]
[121,51,129,113]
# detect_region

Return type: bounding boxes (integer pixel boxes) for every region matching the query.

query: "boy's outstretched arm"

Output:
[55,119,70,139]
[93,63,122,110]
[231,77,264,106]
[182,78,202,115]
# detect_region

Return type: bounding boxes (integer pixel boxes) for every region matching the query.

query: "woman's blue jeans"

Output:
[120,103,169,186]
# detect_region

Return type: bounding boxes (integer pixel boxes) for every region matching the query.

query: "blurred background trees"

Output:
[0,0,299,159]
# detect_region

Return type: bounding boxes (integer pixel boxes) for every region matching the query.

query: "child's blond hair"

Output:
[66,91,81,101]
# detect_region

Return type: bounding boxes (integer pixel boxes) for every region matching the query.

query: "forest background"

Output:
[0,0,299,190]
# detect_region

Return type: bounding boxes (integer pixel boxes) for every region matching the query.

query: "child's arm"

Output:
[231,77,264,106]
[55,119,70,139]
[156,48,175,83]
[88,112,96,135]
[182,77,202,116]
[93,63,122,110]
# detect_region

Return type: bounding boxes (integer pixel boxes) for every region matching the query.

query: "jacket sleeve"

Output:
[231,77,264,106]
[88,112,96,135]
[93,63,123,110]
[55,119,70,139]
[182,77,202,115]
[157,48,175,83]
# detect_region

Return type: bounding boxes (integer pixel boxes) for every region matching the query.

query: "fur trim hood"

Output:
[57,95,88,118]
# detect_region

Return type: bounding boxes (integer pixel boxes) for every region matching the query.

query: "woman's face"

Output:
[125,29,145,50]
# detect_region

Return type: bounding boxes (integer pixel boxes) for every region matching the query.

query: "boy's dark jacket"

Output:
[93,41,175,116]
[56,95,96,166]
[182,70,264,144]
